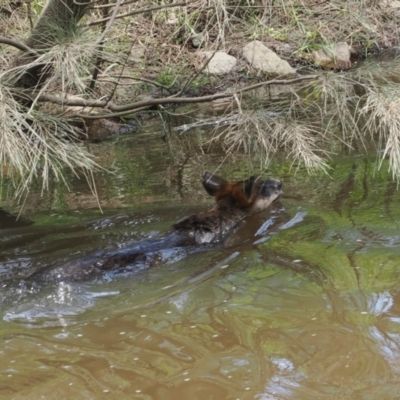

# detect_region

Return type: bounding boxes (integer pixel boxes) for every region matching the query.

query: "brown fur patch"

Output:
[215,180,256,208]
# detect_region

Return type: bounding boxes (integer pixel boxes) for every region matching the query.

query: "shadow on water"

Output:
[2,117,400,397]
[0,208,33,229]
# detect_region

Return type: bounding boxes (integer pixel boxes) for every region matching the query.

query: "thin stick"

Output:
[87,2,187,26]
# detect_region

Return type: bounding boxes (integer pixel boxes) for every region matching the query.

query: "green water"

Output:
[1,122,400,399]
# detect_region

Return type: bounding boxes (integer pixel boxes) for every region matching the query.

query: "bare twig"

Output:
[0,36,40,56]
[107,74,175,93]
[89,0,111,90]
[105,41,135,106]
[173,45,221,98]
[94,0,123,46]
[73,0,103,5]
[92,0,140,8]
[87,2,187,26]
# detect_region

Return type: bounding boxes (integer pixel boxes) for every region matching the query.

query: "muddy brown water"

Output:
[1,120,400,399]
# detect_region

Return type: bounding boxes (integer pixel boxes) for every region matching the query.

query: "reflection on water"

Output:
[2,130,400,399]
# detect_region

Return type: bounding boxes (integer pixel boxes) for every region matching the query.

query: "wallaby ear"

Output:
[243,175,258,198]
[202,171,227,196]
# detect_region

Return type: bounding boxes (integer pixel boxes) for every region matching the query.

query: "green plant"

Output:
[31,0,45,16]
[296,24,326,54]
[156,69,175,87]
[190,75,211,90]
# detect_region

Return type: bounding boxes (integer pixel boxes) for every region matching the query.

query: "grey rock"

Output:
[191,33,205,48]
[129,46,145,63]
[312,42,351,70]
[201,51,237,74]
[242,40,296,76]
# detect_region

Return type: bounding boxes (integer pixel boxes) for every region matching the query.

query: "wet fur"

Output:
[31,172,282,282]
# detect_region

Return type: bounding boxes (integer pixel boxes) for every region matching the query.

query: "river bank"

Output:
[112,0,400,99]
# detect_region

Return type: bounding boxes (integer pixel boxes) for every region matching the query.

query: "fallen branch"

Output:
[30,75,319,119]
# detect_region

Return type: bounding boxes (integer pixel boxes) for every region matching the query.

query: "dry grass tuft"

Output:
[204,57,400,179]
[6,27,112,95]
[0,83,100,198]
[0,23,109,199]
[361,86,400,179]
[211,110,330,173]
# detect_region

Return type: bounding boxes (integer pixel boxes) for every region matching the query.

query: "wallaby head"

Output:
[202,171,282,212]
[173,171,282,245]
